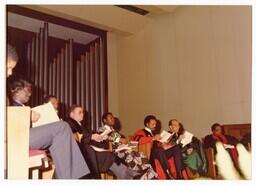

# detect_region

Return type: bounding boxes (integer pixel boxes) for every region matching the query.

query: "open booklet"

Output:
[31,102,60,127]
[159,130,174,143]
[114,141,139,152]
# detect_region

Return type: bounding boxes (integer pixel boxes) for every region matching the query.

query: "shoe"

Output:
[133,169,148,179]
[166,169,174,180]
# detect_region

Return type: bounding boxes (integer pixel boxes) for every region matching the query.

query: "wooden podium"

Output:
[6,106,30,179]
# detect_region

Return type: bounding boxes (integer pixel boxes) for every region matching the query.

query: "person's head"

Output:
[144,115,157,131]
[44,95,59,111]
[9,79,32,104]
[69,105,84,122]
[211,123,223,135]
[102,112,115,127]
[7,44,18,77]
[169,119,185,134]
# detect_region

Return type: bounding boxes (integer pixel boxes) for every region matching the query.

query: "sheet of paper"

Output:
[159,130,173,143]
[180,131,194,147]
[100,127,112,137]
[31,102,60,127]
[223,144,235,149]
[90,145,109,152]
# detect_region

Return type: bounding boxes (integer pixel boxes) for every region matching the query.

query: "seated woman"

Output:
[204,123,239,170]
[168,119,207,177]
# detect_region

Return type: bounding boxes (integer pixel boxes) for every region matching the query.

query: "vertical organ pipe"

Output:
[43,23,48,96]
[39,28,44,104]
[81,55,85,107]
[69,39,73,106]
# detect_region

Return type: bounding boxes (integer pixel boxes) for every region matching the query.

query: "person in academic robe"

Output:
[131,115,184,179]
[204,123,239,170]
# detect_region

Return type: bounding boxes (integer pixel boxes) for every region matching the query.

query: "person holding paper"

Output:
[204,123,239,170]
[131,115,183,179]
[99,112,157,179]
[168,119,207,177]
[65,105,117,179]
[66,106,143,179]
[7,44,90,179]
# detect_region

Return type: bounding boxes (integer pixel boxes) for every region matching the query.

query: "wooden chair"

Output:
[204,123,251,179]
[137,142,152,159]
[204,147,217,179]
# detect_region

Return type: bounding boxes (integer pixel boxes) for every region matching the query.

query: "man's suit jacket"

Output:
[65,117,109,149]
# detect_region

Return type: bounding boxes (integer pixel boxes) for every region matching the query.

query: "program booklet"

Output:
[31,102,60,127]
[159,130,174,143]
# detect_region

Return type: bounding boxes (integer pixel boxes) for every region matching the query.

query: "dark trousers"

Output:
[165,145,183,173]
[150,143,183,173]
[82,144,115,178]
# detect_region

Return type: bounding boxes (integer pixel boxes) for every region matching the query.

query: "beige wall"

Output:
[108,6,252,138]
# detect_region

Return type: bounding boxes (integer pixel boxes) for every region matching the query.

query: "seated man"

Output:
[65,105,138,179]
[98,112,157,179]
[131,115,183,179]
[204,123,239,170]
[7,44,89,179]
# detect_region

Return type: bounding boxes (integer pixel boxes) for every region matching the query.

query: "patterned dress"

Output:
[98,125,157,179]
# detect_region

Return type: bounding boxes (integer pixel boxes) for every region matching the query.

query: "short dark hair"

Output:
[144,115,157,126]
[102,112,113,123]
[211,123,221,132]
[7,43,19,62]
[8,79,32,98]
[44,95,57,103]
[68,104,82,116]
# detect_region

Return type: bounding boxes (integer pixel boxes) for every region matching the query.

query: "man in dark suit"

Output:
[65,105,138,179]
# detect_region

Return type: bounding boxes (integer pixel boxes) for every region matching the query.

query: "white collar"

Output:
[144,127,153,136]
[77,121,82,126]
